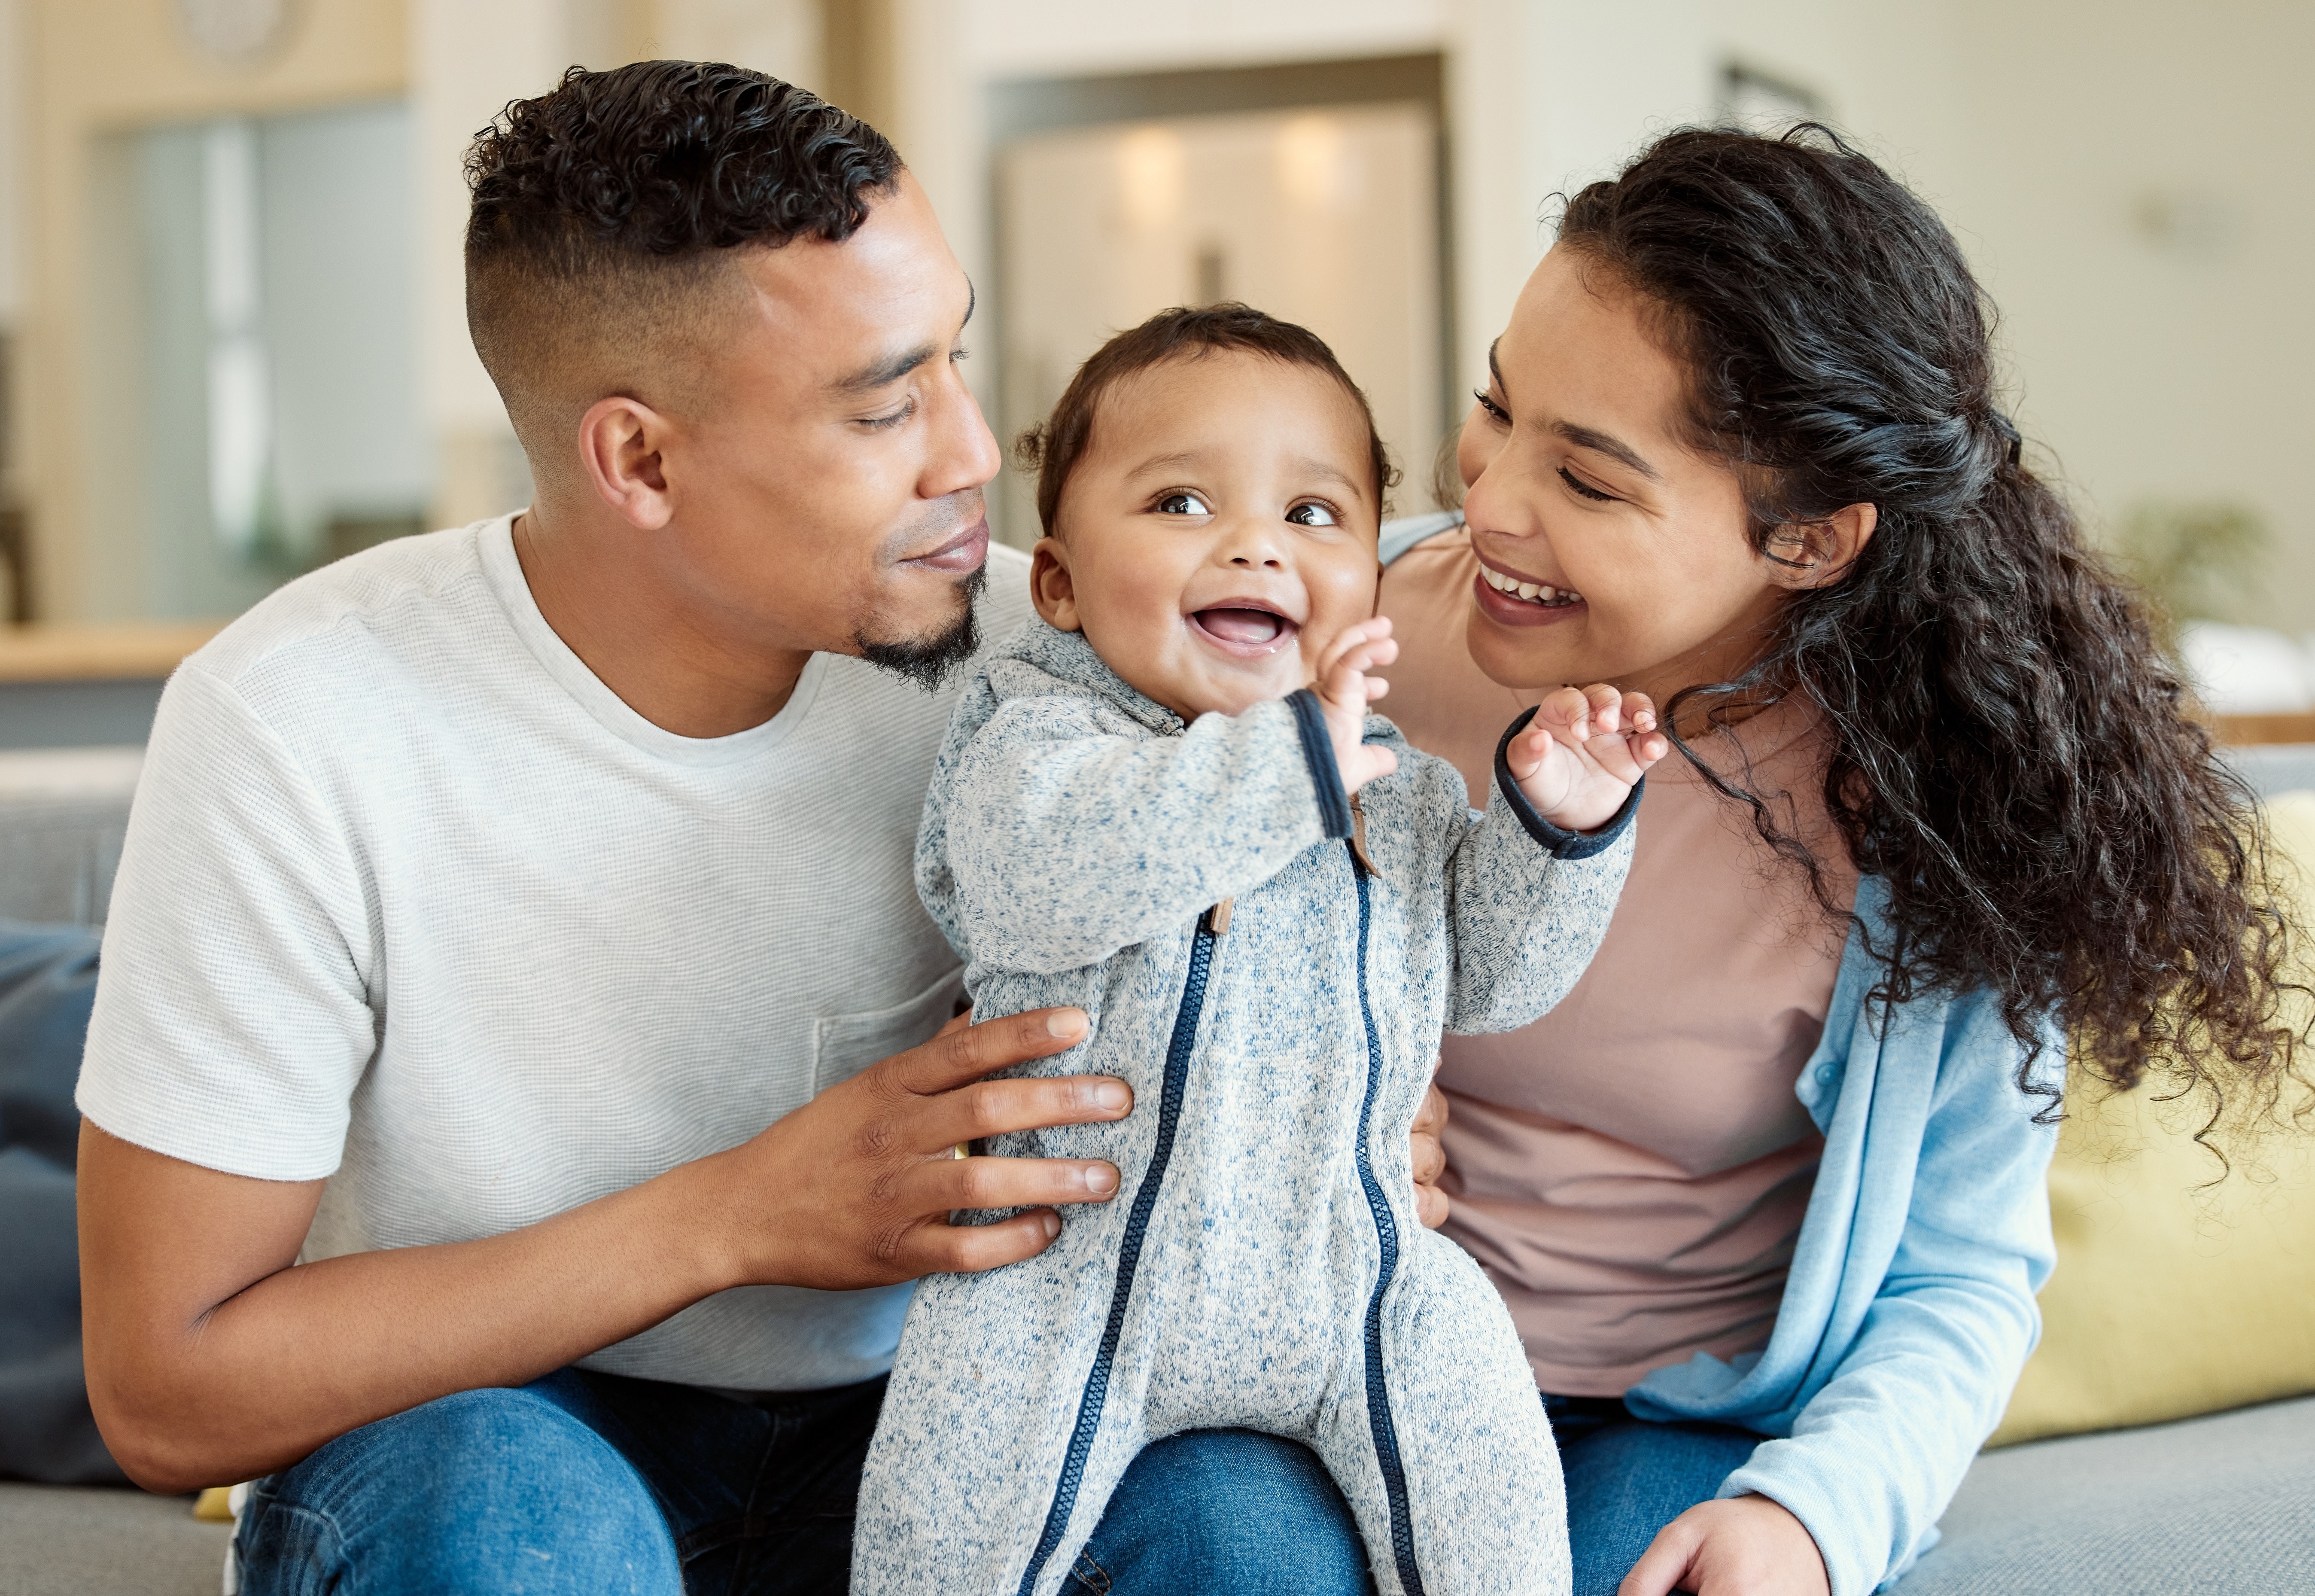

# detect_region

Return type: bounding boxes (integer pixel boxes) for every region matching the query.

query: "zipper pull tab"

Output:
[1204,898,1233,936]
[1349,794,1379,878]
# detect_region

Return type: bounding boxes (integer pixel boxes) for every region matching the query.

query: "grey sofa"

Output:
[3,751,2310,1594]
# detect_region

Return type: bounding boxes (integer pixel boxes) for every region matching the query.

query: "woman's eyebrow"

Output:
[1489,337,1663,482]
[1552,421,1662,482]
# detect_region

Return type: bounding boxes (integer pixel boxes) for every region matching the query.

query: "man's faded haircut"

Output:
[464,60,902,459]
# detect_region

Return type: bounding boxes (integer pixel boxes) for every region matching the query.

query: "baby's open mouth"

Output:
[1189,605,1301,655]
[1479,564,1584,608]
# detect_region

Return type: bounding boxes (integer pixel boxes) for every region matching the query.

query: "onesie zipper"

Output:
[1352,848,1427,1596]
[1014,902,1227,1596]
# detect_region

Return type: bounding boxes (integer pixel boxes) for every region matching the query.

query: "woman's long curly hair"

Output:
[1556,126,2305,1143]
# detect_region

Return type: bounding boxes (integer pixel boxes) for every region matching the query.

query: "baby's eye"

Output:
[1286,502,1340,528]
[1157,492,1212,516]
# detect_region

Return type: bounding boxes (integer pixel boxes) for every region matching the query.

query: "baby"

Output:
[853,306,1665,1596]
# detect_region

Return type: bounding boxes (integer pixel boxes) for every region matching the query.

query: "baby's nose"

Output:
[1230,552,1286,568]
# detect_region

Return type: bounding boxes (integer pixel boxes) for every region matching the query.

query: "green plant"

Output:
[2113,500,2271,628]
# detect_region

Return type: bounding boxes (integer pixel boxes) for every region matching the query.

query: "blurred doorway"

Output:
[990,56,1450,548]
[86,99,431,621]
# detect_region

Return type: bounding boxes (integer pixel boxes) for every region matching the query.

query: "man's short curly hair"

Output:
[464,60,902,460]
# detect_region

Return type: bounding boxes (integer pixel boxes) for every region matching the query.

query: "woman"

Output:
[1380,127,2296,1596]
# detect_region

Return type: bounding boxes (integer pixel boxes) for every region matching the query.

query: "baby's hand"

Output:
[1507,684,1667,833]
[1313,618,1400,796]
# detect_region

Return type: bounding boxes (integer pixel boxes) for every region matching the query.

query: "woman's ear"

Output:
[1766,502,1878,590]
[577,395,676,531]
[1030,538,1082,631]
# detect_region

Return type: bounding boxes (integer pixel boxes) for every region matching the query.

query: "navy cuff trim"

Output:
[1288,689,1355,841]
[1493,705,1643,859]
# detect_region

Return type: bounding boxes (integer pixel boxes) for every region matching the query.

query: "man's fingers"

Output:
[1410,1079,1449,1229]
[886,1006,1088,1097]
[912,1152,1121,1214]
[906,1208,1066,1275]
[918,1073,1133,1150]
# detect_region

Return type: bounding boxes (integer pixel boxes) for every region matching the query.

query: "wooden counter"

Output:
[0,623,224,683]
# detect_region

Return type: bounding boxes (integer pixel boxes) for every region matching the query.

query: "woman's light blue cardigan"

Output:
[1623,877,2058,1596]
[1379,514,2061,1596]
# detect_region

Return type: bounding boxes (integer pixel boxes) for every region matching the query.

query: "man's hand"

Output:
[1507,683,1666,833]
[700,1005,1129,1287]
[1312,617,1400,795]
[1620,1495,1831,1596]
[78,1006,1128,1494]
[1411,1080,1450,1229]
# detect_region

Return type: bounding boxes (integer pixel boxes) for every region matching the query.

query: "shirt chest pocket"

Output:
[812,967,968,1097]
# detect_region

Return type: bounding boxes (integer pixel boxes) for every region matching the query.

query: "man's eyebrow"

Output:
[832,340,938,395]
[1552,421,1662,482]
[829,278,977,395]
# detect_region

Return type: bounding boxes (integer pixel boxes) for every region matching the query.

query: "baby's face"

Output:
[1031,352,1382,721]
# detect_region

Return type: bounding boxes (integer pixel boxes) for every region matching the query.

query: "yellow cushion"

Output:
[1989,791,2315,1446]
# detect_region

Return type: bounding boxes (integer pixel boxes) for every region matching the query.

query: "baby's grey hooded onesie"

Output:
[854,620,1637,1596]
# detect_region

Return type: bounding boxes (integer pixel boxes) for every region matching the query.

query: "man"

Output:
[75,62,1427,1594]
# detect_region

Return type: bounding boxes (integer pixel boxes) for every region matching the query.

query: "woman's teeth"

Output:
[1480,565,1583,607]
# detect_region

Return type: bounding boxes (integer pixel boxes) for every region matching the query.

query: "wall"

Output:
[1942,0,2315,629]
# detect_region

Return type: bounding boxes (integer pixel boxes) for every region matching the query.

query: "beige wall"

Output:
[1942,0,2315,629]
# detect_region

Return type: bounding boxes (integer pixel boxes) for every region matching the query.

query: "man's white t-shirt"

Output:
[77,514,1034,1390]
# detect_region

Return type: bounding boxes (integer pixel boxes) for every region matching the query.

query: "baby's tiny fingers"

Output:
[1535,686,1592,734]
[1622,690,1659,734]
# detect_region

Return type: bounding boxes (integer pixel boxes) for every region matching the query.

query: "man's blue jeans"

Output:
[235,1367,1377,1594]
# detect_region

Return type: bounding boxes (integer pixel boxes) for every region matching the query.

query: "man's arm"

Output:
[79,1006,1127,1495]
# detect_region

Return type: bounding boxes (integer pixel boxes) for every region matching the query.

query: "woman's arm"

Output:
[1629,993,2060,1596]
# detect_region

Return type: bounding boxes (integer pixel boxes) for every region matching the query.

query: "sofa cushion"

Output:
[1902,1396,2315,1594]
[1989,791,2315,1448]
[0,923,123,1485]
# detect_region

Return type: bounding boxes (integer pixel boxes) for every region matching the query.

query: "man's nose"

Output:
[922,366,1003,500]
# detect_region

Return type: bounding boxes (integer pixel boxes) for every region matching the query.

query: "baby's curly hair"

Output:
[463,60,901,452]
[1017,304,1399,538]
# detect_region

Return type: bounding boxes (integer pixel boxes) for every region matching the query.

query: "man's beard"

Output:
[856,564,986,691]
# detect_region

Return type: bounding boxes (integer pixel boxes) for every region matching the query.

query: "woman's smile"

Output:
[1472,555,1587,629]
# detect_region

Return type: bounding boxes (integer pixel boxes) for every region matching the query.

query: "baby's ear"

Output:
[1029,538,1083,631]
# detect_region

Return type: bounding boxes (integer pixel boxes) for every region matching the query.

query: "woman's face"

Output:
[1455,248,1788,701]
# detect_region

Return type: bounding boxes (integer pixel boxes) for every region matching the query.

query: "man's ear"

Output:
[1030,538,1083,631]
[1766,502,1877,590]
[577,396,676,531]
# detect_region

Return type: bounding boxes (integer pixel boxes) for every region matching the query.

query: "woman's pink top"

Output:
[1380,528,1858,1396]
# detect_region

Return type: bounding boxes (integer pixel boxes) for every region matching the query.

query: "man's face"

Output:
[659,174,1002,674]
